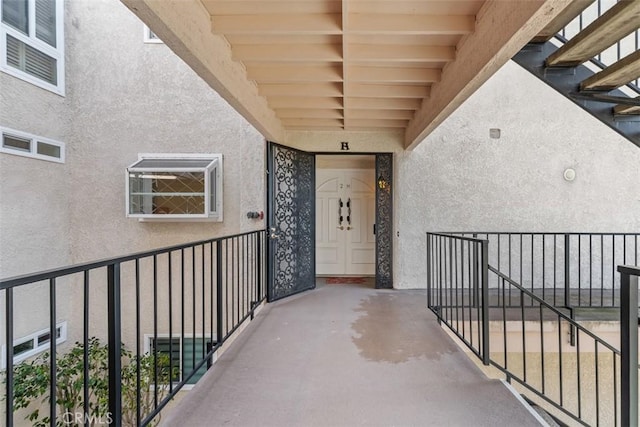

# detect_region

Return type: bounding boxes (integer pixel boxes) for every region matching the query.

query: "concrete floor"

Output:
[161,281,543,427]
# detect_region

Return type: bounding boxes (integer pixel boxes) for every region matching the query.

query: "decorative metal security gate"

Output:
[267,143,316,301]
[375,153,393,288]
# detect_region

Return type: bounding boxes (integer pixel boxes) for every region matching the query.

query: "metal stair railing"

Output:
[427,232,638,427]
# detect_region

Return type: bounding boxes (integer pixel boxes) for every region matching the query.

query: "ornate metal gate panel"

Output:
[267,143,316,301]
[375,153,393,289]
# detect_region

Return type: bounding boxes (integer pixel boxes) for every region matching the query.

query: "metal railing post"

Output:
[564,234,576,346]
[257,232,262,303]
[620,266,639,427]
[564,234,571,307]
[5,288,14,427]
[216,240,223,344]
[481,240,490,366]
[107,263,122,426]
[426,234,431,308]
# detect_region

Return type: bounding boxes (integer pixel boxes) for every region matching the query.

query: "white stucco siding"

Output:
[394,60,640,289]
[63,0,265,264]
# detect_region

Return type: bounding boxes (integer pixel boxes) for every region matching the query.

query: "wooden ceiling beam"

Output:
[201,1,342,15]
[211,13,342,35]
[121,0,284,142]
[233,44,342,63]
[349,97,422,110]
[347,66,440,84]
[348,14,475,35]
[346,119,409,128]
[349,44,455,63]
[281,118,344,128]
[246,65,342,83]
[546,0,640,67]
[348,1,484,16]
[405,0,575,149]
[268,97,344,109]
[346,109,416,120]
[259,83,343,97]
[276,109,343,119]
[227,34,341,45]
[347,83,430,98]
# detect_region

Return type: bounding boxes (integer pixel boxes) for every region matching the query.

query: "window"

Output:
[145,336,215,388]
[143,25,162,44]
[126,154,223,222]
[0,125,65,162]
[1,322,67,369]
[1,0,64,94]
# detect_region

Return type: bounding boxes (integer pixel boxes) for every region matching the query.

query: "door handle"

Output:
[346,198,351,225]
[338,198,343,225]
[337,226,344,231]
[270,232,279,239]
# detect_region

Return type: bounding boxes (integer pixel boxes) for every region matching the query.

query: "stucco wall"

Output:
[0,31,72,343]
[394,60,640,289]
[0,0,265,353]
[64,0,265,264]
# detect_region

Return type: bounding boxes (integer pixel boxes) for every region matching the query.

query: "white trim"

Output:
[0,125,65,163]
[1,321,68,370]
[0,0,65,96]
[143,25,163,44]
[143,333,217,390]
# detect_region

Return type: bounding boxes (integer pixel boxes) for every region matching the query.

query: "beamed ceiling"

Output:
[122,0,575,149]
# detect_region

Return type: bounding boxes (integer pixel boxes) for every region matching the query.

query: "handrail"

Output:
[488,265,620,354]
[427,231,629,426]
[0,229,264,289]
[2,229,267,427]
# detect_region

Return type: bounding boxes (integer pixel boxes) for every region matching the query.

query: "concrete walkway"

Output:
[161,281,542,427]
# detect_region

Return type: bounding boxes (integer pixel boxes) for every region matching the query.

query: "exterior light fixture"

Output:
[377,174,388,190]
[563,168,576,182]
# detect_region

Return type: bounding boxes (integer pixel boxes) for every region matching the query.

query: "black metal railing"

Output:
[426,233,490,364]
[488,266,620,426]
[559,0,640,91]
[449,233,639,309]
[427,232,635,426]
[1,229,266,426]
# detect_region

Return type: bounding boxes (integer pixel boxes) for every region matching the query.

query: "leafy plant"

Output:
[5,338,176,426]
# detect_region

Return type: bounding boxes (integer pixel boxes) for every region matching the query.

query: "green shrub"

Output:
[6,337,176,426]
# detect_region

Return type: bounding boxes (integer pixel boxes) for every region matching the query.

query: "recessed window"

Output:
[126,154,223,222]
[1,0,65,95]
[143,25,163,44]
[0,126,65,162]
[1,322,67,369]
[146,336,214,388]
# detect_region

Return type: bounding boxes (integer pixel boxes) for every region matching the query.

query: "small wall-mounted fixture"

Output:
[563,168,576,182]
[489,128,501,139]
[247,211,264,220]
[377,174,388,190]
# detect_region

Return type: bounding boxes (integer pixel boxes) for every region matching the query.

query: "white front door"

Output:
[316,169,375,275]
